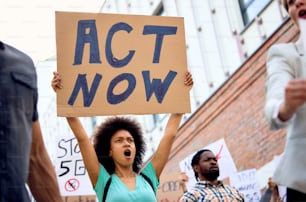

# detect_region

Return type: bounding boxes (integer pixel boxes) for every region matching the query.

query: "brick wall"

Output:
[162,18,299,174]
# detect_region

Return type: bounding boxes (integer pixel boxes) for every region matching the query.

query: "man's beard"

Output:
[203,170,219,181]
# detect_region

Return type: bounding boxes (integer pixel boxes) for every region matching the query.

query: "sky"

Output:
[0,0,107,165]
[1,0,105,64]
[0,0,107,133]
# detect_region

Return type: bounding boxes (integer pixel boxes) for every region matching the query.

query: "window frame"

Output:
[239,0,272,26]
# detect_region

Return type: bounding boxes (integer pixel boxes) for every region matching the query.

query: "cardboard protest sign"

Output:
[62,195,96,202]
[56,133,95,196]
[55,11,190,116]
[157,173,185,202]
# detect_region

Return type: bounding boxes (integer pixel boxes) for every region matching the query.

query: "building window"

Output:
[153,2,164,16]
[239,0,271,25]
[91,117,97,129]
[153,114,159,126]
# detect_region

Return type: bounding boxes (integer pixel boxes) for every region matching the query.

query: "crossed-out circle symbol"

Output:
[65,178,80,192]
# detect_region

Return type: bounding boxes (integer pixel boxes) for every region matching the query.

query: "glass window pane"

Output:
[240,0,271,25]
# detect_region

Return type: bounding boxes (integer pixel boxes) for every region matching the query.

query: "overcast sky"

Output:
[1,0,105,63]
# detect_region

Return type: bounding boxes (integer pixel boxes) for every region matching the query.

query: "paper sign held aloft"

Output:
[55,11,190,116]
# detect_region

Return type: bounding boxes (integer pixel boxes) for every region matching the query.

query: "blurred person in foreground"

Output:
[264,0,306,200]
[0,41,63,202]
[179,149,244,202]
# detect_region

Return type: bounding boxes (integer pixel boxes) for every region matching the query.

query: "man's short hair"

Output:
[191,149,212,180]
[191,149,212,167]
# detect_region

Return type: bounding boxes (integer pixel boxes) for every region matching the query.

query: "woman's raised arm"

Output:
[151,71,193,178]
[52,72,100,186]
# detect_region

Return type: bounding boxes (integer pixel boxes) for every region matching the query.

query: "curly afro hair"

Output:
[93,116,146,174]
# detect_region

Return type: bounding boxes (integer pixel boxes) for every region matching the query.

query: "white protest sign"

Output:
[179,138,237,190]
[56,133,95,196]
[230,168,261,202]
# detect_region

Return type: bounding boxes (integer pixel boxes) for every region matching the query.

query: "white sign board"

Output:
[230,169,261,202]
[56,133,95,196]
[179,138,237,190]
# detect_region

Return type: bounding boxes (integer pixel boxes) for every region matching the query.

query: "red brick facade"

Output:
[163,18,299,174]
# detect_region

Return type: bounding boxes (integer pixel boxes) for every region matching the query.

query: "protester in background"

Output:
[0,41,63,202]
[260,177,283,202]
[52,71,193,202]
[264,0,306,200]
[270,186,284,202]
[179,149,244,202]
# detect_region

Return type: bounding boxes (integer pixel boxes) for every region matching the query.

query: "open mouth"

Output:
[299,10,306,18]
[124,149,131,157]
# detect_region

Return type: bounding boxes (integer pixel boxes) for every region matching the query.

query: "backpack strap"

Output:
[102,172,154,202]
[102,177,112,202]
[140,172,155,192]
